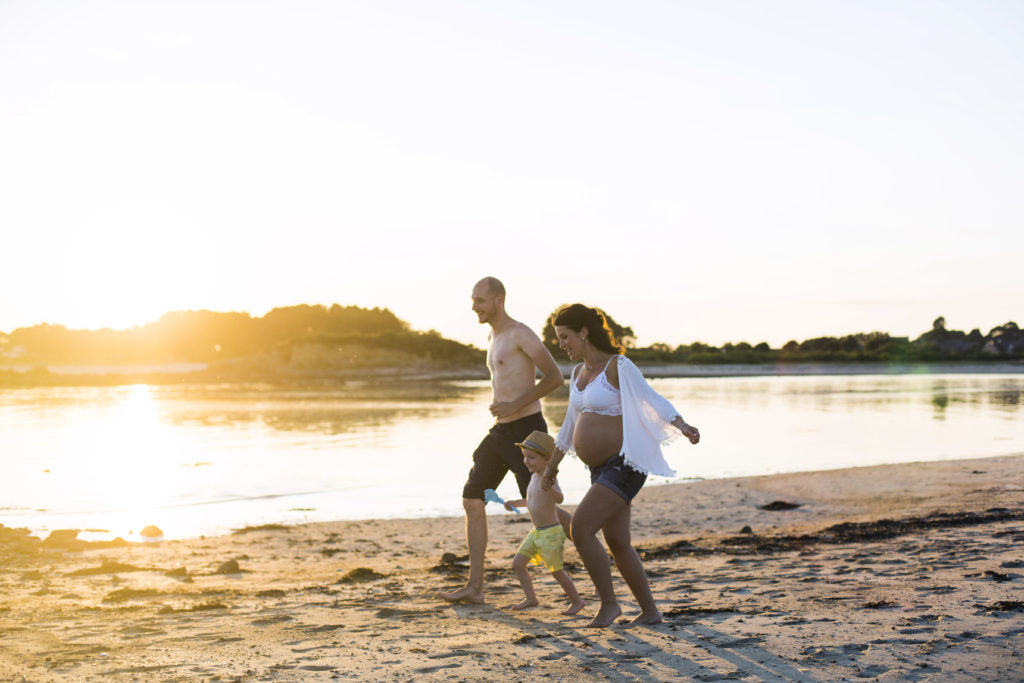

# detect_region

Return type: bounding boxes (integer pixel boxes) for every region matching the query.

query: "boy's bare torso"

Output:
[525,474,560,528]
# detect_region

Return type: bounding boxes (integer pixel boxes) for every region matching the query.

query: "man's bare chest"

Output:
[487,338,526,373]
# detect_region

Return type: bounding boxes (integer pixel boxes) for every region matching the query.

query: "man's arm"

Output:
[489,324,565,418]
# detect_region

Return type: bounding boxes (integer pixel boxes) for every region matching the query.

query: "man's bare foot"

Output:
[510,598,539,611]
[628,609,663,626]
[562,599,586,616]
[587,603,622,628]
[435,585,485,604]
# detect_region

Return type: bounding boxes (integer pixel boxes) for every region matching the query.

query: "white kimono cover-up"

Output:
[555,355,684,477]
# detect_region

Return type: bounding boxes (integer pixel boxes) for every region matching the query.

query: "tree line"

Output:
[2,305,1021,369]
[541,309,1023,364]
[0,304,481,366]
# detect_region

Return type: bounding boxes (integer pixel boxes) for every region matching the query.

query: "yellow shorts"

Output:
[516,523,566,573]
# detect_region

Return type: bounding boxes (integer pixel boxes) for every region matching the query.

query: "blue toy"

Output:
[483,488,520,513]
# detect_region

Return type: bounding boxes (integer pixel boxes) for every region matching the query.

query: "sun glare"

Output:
[65,385,187,538]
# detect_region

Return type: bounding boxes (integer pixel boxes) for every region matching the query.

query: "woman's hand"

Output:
[681,423,700,444]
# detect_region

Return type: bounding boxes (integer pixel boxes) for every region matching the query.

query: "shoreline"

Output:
[7,447,1024,545]
[3,453,1024,680]
[2,360,1022,389]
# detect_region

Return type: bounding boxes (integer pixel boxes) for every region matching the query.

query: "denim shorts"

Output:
[589,454,647,504]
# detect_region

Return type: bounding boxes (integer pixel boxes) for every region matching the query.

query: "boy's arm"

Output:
[504,498,526,511]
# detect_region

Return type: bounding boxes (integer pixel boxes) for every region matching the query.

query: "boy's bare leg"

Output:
[436,498,486,603]
[552,569,586,615]
[511,554,539,610]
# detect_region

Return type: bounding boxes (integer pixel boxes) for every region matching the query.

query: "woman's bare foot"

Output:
[511,598,539,611]
[562,599,586,616]
[587,602,622,628]
[628,609,663,626]
[435,585,484,604]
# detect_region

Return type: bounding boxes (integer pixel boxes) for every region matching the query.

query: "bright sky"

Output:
[1,1,1021,348]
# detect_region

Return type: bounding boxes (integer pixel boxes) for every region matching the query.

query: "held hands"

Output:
[540,467,557,491]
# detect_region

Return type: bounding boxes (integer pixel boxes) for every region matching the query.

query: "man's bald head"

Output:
[476,276,505,299]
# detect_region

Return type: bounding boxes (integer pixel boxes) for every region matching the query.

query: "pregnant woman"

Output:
[542,304,700,627]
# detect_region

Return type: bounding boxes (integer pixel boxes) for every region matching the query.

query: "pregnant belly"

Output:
[572,412,623,467]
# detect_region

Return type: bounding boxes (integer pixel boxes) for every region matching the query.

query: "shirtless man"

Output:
[437,276,566,604]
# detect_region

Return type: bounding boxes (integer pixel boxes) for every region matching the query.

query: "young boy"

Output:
[504,430,586,615]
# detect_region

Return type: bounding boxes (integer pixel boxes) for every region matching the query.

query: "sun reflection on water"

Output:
[55,384,190,538]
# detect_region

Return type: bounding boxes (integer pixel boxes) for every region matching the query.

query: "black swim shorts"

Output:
[462,412,547,500]
[589,454,647,504]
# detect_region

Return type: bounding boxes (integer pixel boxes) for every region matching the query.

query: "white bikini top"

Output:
[555,355,687,477]
[569,357,622,417]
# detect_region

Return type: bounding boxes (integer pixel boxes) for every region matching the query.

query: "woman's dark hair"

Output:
[552,304,625,355]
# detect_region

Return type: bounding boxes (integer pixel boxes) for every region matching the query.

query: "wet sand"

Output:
[2,453,1024,681]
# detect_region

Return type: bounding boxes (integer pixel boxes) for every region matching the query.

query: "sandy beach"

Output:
[3,453,1024,682]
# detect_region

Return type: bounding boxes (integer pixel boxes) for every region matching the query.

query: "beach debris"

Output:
[977,601,1024,612]
[0,525,41,555]
[35,529,129,552]
[438,552,464,566]
[431,552,469,574]
[759,501,801,511]
[164,567,191,582]
[67,560,147,576]
[375,607,420,618]
[664,606,743,617]
[42,529,82,548]
[740,525,753,534]
[214,559,242,574]
[639,539,708,561]
[232,524,290,534]
[336,567,385,583]
[983,569,1011,582]
[158,601,228,614]
[103,588,162,603]
[862,600,898,609]
[140,525,164,539]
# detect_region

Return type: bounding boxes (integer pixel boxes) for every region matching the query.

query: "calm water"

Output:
[1,373,1022,540]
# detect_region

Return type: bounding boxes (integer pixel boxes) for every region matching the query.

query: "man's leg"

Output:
[436,497,487,603]
[439,427,503,603]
